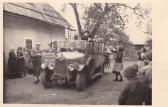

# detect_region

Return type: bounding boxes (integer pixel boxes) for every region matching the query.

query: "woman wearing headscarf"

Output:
[16,47,25,78]
[7,48,17,78]
[111,46,124,81]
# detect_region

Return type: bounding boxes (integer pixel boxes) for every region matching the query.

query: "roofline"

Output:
[66,27,76,31]
[8,3,66,22]
[4,10,76,31]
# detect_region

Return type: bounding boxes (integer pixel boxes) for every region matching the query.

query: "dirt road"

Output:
[4,61,135,104]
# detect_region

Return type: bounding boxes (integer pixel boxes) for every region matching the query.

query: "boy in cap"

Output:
[118,64,146,105]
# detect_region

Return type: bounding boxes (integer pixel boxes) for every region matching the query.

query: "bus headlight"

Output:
[68,64,74,71]
[68,63,80,71]
[78,65,85,71]
[41,63,47,69]
[48,63,54,70]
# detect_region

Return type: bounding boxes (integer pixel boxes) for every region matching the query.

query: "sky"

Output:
[49,2,152,44]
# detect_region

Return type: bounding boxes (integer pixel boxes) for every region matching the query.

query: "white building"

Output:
[3,3,76,72]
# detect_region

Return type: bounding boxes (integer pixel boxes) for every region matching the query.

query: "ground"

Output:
[4,61,136,104]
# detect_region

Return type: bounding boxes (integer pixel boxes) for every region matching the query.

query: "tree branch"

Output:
[93,3,103,11]
[113,3,144,18]
[110,8,125,30]
[89,3,111,37]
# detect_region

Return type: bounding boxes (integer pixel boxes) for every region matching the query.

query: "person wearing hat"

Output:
[111,46,124,81]
[31,43,42,84]
[118,64,146,105]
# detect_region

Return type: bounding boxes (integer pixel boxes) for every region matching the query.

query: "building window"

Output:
[25,39,32,50]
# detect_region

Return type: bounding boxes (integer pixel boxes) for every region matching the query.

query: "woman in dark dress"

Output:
[112,46,124,81]
[16,47,25,78]
[7,48,17,78]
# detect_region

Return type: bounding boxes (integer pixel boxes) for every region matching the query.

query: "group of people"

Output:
[7,40,152,105]
[7,47,25,78]
[104,44,152,105]
[108,45,152,105]
[118,52,152,105]
[7,43,42,84]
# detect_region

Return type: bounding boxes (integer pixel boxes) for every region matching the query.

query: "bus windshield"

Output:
[56,40,86,52]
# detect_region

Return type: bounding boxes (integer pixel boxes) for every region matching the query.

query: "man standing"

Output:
[31,43,42,84]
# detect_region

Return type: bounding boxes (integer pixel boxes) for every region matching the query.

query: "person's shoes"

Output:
[23,73,27,77]
[34,79,40,84]
[34,80,40,84]
[37,79,40,82]
[113,79,118,81]
[34,81,38,84]
[19,74,23,78]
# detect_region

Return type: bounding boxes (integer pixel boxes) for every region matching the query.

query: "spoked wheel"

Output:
[76,72,86,91]
[41,71,52,88]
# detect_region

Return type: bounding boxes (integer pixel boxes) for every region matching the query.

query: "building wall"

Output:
[3,12,65,72]
[134,45,145,51]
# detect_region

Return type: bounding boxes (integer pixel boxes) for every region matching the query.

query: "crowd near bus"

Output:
[6,37,152,105]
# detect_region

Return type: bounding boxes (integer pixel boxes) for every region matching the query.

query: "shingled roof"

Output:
[3,2,74,30]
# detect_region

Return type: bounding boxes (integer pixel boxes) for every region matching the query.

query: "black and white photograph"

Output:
[3,1,152,105]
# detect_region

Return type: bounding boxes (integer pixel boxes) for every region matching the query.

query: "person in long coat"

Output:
[23,48,29,75]
[7,48,17,78]
[27,49,33,74]
[16,47,25,78]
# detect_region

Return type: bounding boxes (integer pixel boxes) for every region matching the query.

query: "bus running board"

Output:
[91,73,102,80]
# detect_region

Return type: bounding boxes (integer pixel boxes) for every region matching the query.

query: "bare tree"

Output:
[66,3,150,41]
